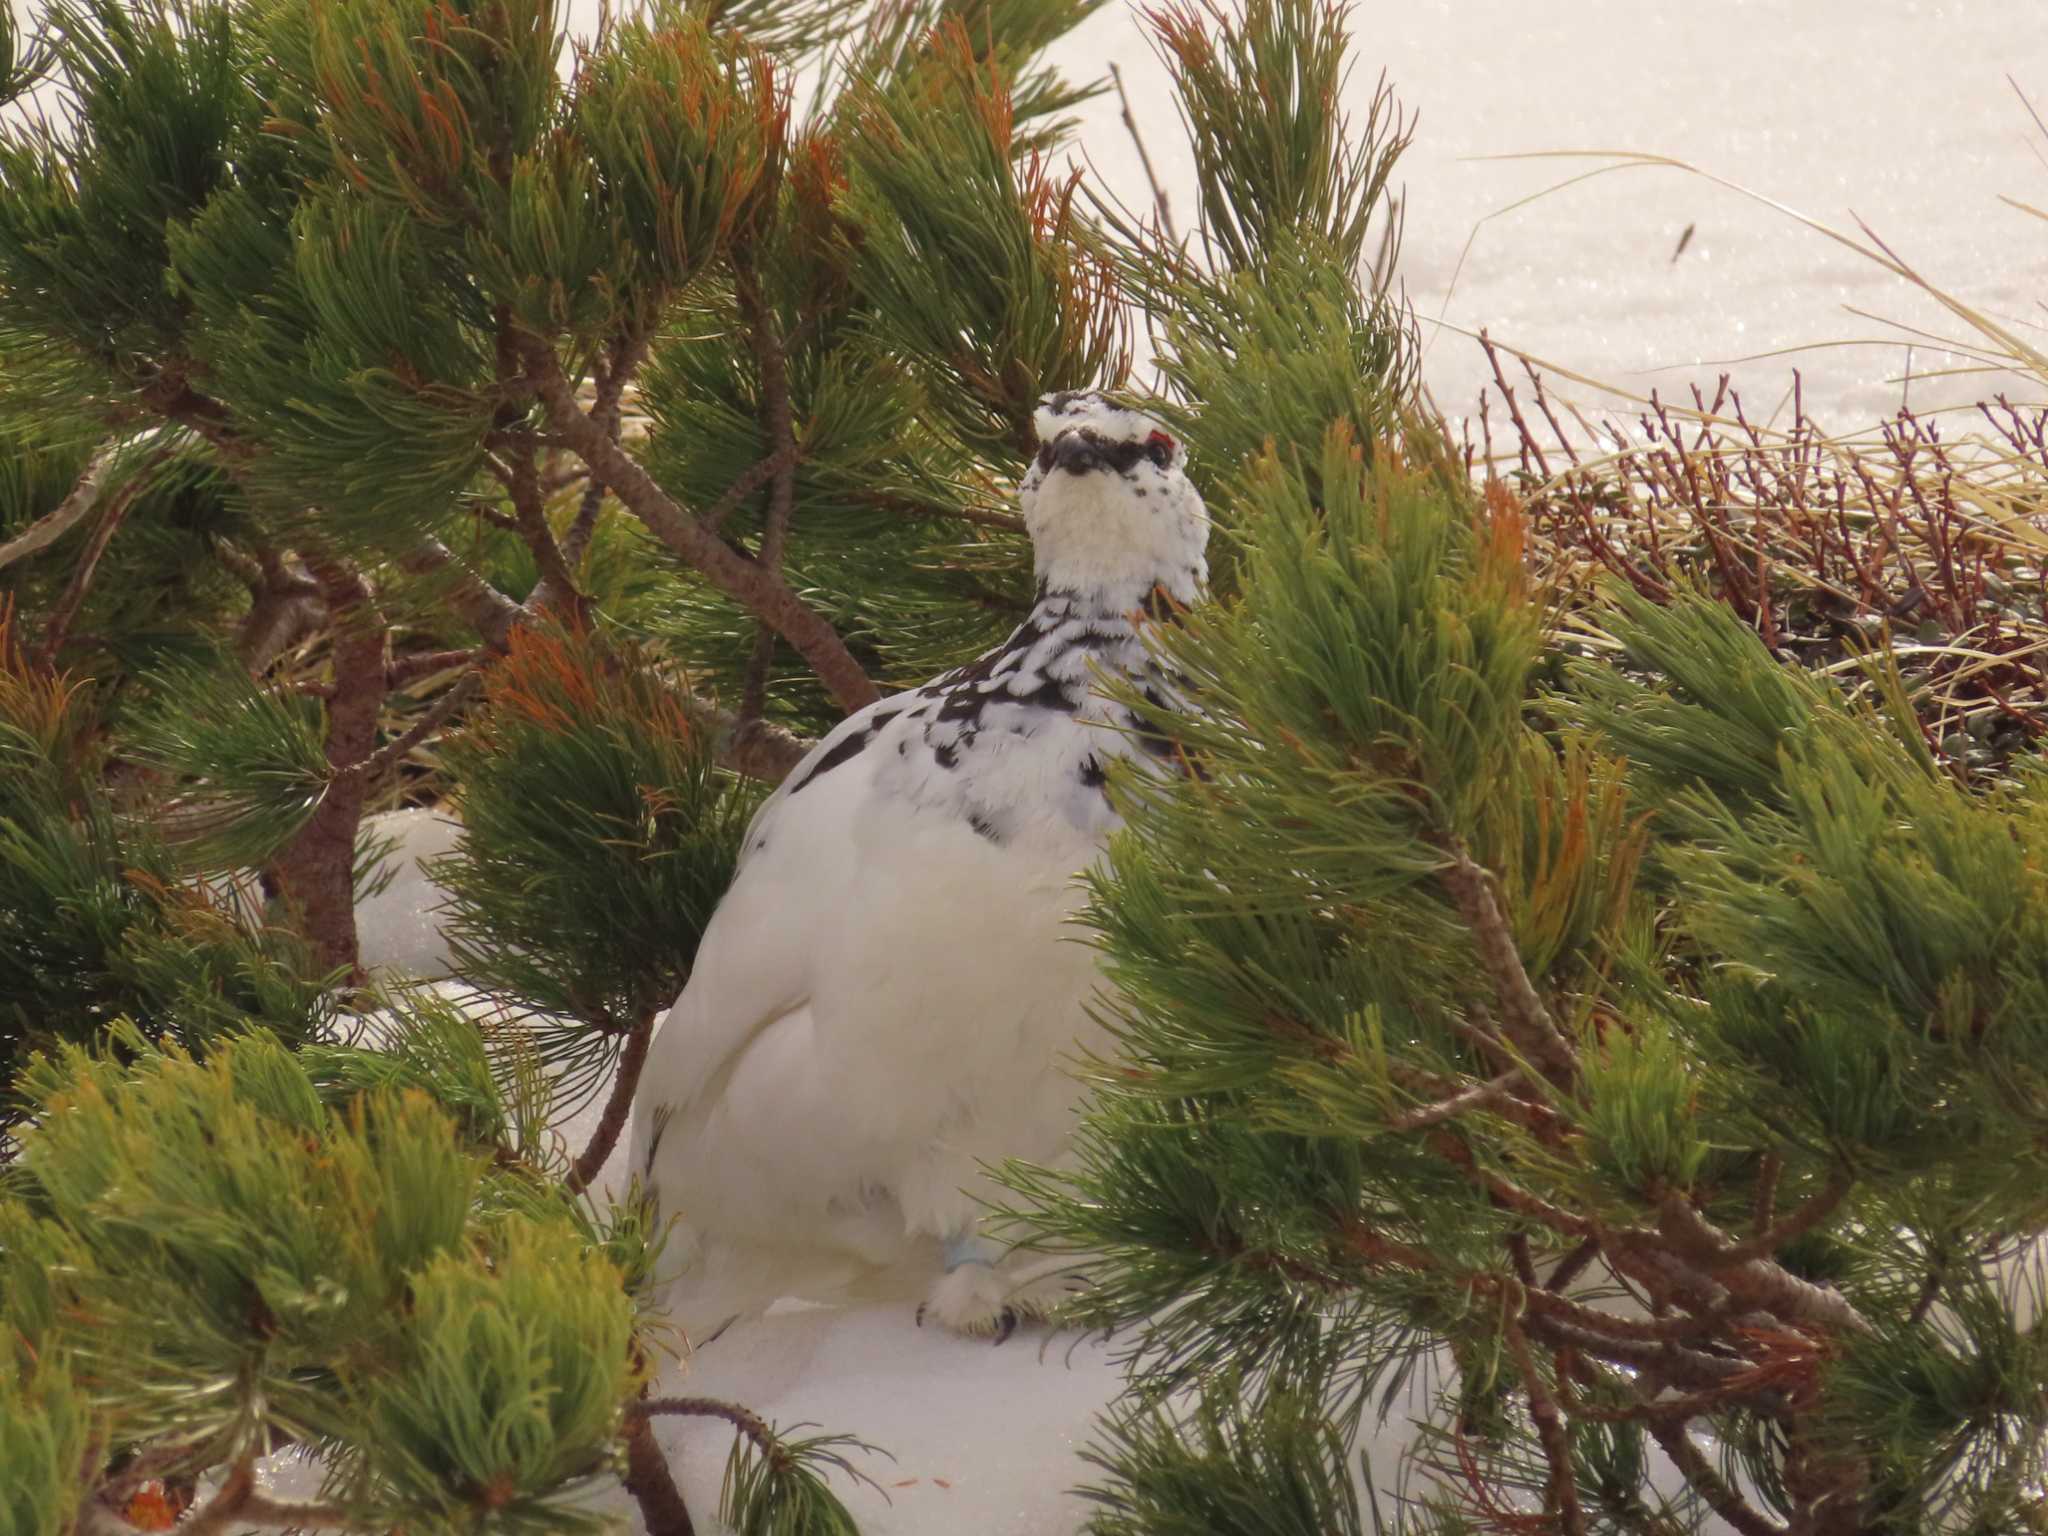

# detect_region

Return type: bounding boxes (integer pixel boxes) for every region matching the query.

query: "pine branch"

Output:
[340,669,481,785]
[233,546,327,673]
[561,332,649,570]
[566,1008,656,1195]
[400,538,527,650]
[515,334,880,714]
[1655,1194,1873,1338]
[35,442,175,667]
[623,1411,699,1536]
[1108,62,1175,244]
[271,559,387,978]
[1385,1068,1525,1132]
[1506,1314,1586,1536]
[0,440,116,571]
[386,648,479,690]
[701,445,799,534]
[1436,844,1580,1087]
[1644,1420,1788,1536]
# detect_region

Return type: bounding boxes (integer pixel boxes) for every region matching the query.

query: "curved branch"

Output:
[0,441,116,572]
[515,335,879,715]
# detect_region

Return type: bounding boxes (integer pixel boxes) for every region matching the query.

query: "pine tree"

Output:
[1001,385,2048,1528]
[7,0,2041,1533]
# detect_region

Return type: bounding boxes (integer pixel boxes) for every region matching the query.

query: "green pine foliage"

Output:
[1005,427,2048,1530]
[0,613,336,1101]
[431,622,761,1106]
[1,1023,645,1532]
[0,1353,90,1536]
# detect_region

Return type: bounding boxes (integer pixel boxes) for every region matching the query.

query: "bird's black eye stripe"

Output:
[1035,443,1054,472]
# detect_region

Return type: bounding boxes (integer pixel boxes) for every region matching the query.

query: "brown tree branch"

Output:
[1656,1194,1873,1338]
[340,670,482,786]
[387,647,480,690]
[231,546,327,674]
[1506,1315,1586,1536]
[623,1411,698,1536]
[1435,845,1579,1087]
[1645,1420,1788,1536]
[272,560,386,980]
[0,440,117,571]
[36,445,174,667]
[1386,1068,1525,1132]
[1711,1172,1853,1268]
[561,332,649,569]
[1108,62,1176,245]
[514,334,879,715]
[702,444,798,534]
[401,538,526,651]
[567,1008,656,1195]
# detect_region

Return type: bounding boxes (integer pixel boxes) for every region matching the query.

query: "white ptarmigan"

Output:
[629,391,1208,1341]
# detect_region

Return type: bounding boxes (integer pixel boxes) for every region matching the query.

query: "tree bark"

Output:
[272,561,386,980]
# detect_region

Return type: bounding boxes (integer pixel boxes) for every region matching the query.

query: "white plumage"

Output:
[629,391,1208,1340]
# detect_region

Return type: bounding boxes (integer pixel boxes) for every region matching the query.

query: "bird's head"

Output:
[1018,391,1208,604]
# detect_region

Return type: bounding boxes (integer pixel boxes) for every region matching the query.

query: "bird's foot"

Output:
[914,1256,1074,1344]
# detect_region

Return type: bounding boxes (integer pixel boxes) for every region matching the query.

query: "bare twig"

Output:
[634,1396,783,1457]
[1753,1152,1783,1238]
[234,547,326,674]
[739,278,799,724]
[387,648,480,690]
[1710,1171,1852,1267]
[1386,1069,1525,1132]
[561,332,649,569]
[401,538,527,651]
[1645,1420,1788,1536]
[339,670,482,785]
[1109,63,1175,244]
[1506,1314,1586,1536]
[1545,1238,1600,1295]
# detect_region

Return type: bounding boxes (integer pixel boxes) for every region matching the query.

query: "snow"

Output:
[1037,0,2048,435]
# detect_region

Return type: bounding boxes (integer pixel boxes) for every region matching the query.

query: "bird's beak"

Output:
[1049,433,1103,475]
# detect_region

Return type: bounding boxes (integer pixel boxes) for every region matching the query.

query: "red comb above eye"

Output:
[1147,430,1176,452]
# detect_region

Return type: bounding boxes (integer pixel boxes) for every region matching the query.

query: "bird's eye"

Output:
[1035,443,1055,473]
[1144,431,1175,468]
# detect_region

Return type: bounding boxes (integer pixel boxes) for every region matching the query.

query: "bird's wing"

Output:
[631,687,922,1176]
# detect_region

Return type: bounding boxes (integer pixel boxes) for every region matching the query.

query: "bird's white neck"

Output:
[1027,561,1205,625]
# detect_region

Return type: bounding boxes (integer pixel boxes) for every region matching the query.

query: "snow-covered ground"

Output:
[1039,0,2048,435]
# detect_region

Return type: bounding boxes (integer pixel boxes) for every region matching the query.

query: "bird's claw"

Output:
[992,1307,1018,1345]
